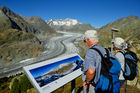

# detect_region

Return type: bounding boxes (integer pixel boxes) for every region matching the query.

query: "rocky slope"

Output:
[0,29,43,66]
[0,6,37,33]
[0,6,43,65]
[97,16,140,47]
[46,18,95,33]
[0,6,62,65]
[21,16,59,40]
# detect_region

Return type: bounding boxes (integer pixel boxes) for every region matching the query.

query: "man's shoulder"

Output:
[86,47,98,55]
[86,45,106,56]
[91,45,106,53]
[115,51,125,58]
[116,51,124,56]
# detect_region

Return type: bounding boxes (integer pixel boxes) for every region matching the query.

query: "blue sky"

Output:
[0,0,140,27]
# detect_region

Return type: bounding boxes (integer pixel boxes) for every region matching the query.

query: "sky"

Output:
[0,0,140,27]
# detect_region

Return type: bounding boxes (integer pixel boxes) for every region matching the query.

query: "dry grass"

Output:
[120,83,140,93]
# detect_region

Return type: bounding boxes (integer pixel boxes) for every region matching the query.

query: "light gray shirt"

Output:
[115,52,125,80]
[82,45,106,84]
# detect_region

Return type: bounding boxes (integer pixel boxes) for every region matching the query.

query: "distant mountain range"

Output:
[46,18,95,32]
[45,63,74,75]
[46,18,82,26]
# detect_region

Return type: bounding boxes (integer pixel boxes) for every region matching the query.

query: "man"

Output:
[82,30,107,93]
[114,37,125,86]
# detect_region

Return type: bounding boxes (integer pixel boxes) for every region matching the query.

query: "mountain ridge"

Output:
[46,18,82,26]
[20,15,58,40]
[46,18,95,33]
[0,6,37,33]
[96,15,140,47]
[0,6,43,65]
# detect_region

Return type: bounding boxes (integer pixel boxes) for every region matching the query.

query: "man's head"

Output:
[114,37,125,50]
[84,30,99,47]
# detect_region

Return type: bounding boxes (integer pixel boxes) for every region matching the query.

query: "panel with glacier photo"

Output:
[29,55,83,87]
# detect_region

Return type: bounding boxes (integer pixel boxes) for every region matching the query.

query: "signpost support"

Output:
[111,28,119,53]
[71,79,76,93]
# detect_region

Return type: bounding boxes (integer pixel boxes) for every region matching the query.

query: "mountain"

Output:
[0,6,43,65]
[20,16,58,40]
[46,63,74,75]
[97,16,140,47]
[46,18,95,33]
[0,6,37,33]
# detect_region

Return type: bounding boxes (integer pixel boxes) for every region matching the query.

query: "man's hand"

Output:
[83,82,87,89]
[83,81,92,89]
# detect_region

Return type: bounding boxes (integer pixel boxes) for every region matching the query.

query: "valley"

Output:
[0,31,83,78]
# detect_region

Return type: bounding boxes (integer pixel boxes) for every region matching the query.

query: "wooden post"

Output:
[111,28,119,53]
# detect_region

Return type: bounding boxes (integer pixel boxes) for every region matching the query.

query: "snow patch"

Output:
[46,18,82,26]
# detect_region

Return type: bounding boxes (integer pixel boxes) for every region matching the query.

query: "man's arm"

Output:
[83,68,95,89]
[86,68,95,83]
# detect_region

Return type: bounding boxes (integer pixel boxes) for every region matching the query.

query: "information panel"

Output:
[23,53,83,93]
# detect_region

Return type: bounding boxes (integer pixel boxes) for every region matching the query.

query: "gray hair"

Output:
[84,30,99,43]
[114,37,125,49]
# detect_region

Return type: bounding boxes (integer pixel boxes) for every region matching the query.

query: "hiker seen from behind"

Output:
[114,38,139,83]
[82,30,121,93]
[114,37,126,86]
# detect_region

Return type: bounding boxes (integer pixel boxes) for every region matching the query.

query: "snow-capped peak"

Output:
[46,18,82,26]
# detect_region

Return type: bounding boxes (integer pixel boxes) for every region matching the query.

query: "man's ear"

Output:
[86,39,93,47]
[86,39,90,43]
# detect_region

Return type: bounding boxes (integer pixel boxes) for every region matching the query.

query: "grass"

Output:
[120,83,140,93]
[0,74,83,93]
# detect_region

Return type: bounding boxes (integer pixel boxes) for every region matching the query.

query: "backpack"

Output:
[90,48,121,93]
[119,50,138,80]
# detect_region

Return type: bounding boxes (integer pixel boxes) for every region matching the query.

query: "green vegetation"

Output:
[0,74,83,93]
[11,78,20,93]
[0,83,10,93]
[10,74,33,93]
[0,77,11,93]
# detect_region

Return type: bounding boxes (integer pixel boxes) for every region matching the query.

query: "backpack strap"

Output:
[118,51,126,73]
[105,48,110,60]
[90,47,110,71]
[90,47,105,59]
[90,47,113,91]
[118,51,125,55]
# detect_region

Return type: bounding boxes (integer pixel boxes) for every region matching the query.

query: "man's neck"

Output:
[88,42,99,47]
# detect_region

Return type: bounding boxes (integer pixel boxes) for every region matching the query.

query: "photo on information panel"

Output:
[29,55,83,87]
